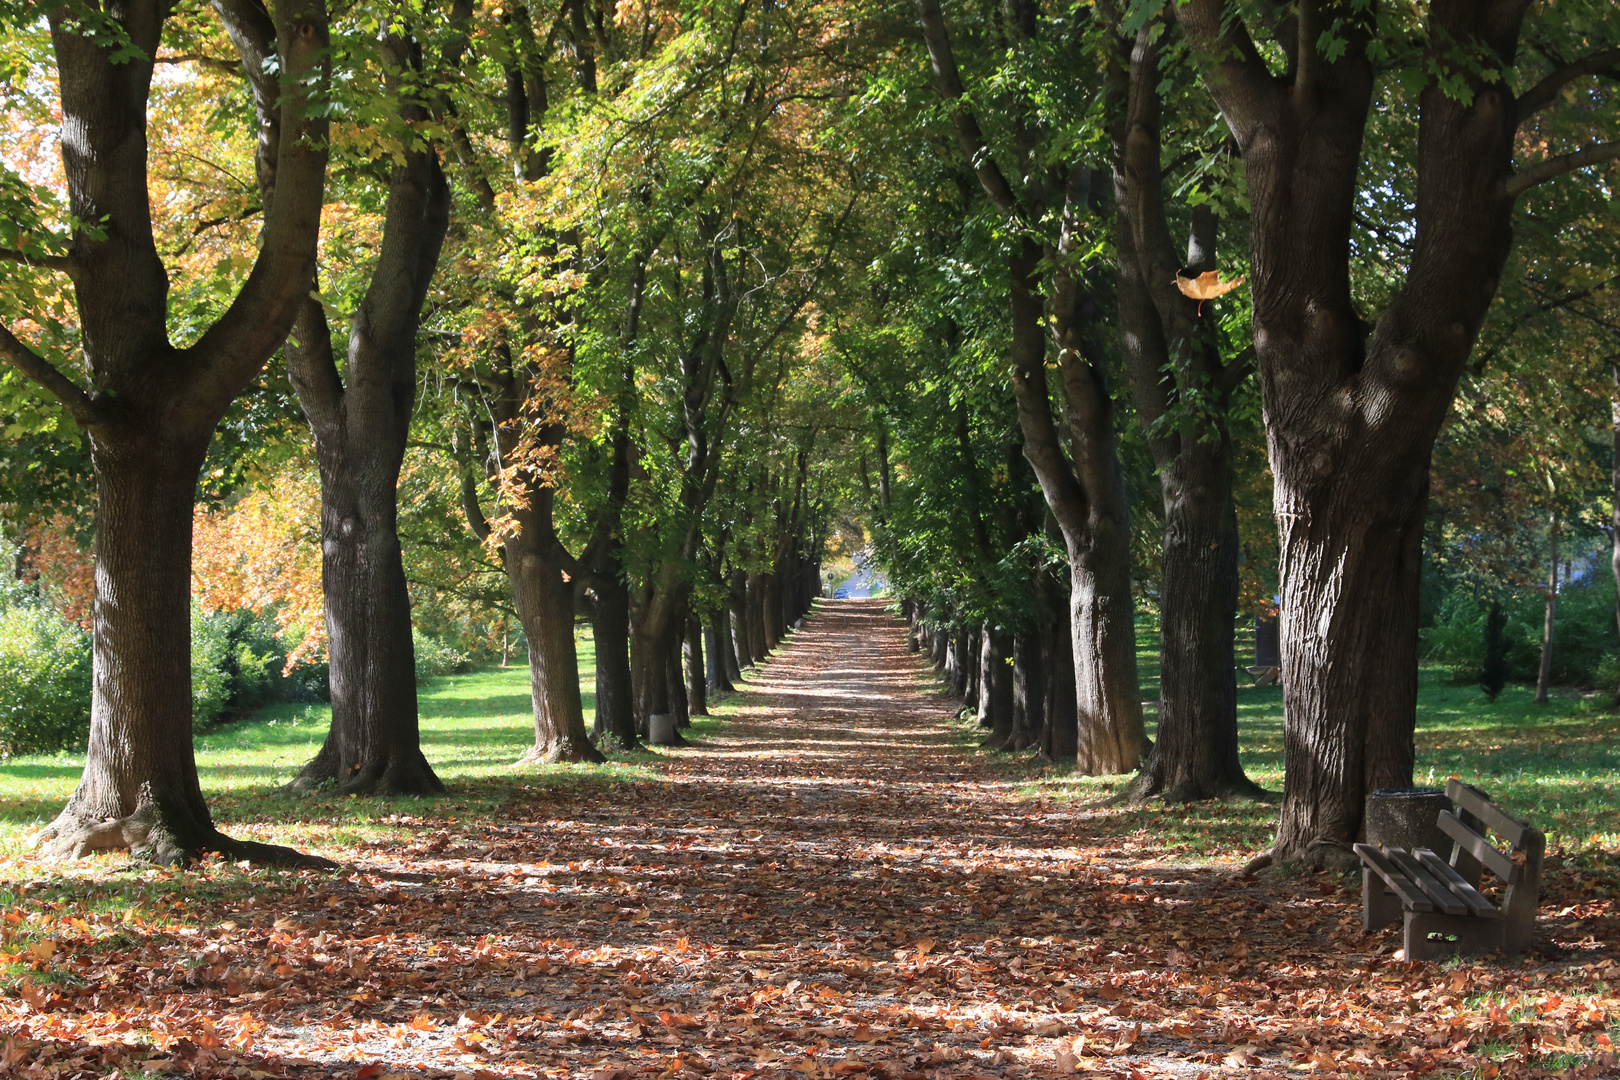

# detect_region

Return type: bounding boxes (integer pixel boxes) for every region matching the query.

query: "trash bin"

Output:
[1364,787,1453,856]
[648,712,678,746]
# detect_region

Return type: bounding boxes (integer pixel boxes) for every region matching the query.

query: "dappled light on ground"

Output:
[1,600,1617,1079]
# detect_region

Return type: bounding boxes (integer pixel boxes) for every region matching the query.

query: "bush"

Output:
[192,605,283,725]
[414,630,470,683]
[1423,573,1619,689]
[0,602,92,754]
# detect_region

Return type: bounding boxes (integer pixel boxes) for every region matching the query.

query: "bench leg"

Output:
[1363,868,1401,931]
[1404,911,1504,961]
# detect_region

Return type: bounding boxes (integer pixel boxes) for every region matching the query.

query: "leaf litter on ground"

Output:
[1,601,1617,1079]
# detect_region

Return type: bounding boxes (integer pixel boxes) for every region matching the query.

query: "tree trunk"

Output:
[1111,25,1260,803]
[1009,627,1044,751]
[631,621,673,737]
[705,608,736,693]
[729,572,753,673]
[1175,0,1543,866]
[746,572,769,662]
[285,100,449,797]
[1042,574,1079,763]
[40,442,329,867]
[667,625,691,731]
[508,510,603,765]
[591,570,638,750]
[1535,510,1559,705]
[28,0,334,867]
[980,628,1014,747]
[684,615,708,716]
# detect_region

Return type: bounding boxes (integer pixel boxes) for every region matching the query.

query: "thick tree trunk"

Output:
[1175,0,1539,865]
[631,622,678,739]
[28,0,333,867]
[39,443,330,867]
[285,133,448,796]
[508,514,603,765]
[949,628,970,698]
[684,615,708,716]
[1535,511,1559,705]
[591,571,638,750]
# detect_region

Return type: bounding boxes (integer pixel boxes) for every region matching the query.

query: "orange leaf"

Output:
[1173,270,1246,300]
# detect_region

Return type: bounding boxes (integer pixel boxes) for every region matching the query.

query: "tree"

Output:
[281,25,451,794]
[1172,0,1620,865]
[1108,14,1265,801]
[0,0,334,864]
[913,0,1147,773]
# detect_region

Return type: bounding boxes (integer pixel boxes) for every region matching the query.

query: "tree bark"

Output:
[1042,571,1079,763]
[591,568,638,750]
[507,508,603,764]
[1008,627,1044,751]
[285,40,450,795]
[1612,365,1620,708]
[729,571,754,673]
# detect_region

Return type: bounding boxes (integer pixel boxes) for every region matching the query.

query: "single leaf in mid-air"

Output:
[1174,270,1247,300]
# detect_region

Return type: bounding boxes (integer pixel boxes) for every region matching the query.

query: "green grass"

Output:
[0,630,750,873]
[1013,620,1620,864]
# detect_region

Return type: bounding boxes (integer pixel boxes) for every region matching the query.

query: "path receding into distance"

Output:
[259,598,1379,1078]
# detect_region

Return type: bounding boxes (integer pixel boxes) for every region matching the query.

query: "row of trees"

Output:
[0,0,859,864]
[0,0,1616,869]
[845,0,1620,867]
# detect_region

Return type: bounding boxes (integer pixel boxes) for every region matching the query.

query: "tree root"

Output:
[36,802,337,870]
[514,738,606,766]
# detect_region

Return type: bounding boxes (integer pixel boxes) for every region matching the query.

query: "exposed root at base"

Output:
[514,739,606,766]
[36,803,337,870]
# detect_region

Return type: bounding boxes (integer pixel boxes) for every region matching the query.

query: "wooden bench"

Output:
[1353,779,1544,961]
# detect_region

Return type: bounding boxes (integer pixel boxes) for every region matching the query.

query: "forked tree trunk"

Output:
[1174,0,1556,864]
[1111,24,1260,803]
[285,80,448,796]
[25,0,334,867]
[508,505,602,765]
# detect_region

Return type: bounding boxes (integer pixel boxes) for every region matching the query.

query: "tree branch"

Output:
[0,323,100,428]
[1516,47,1620,126]
[1504,139,1620,197]
[915,0,1021,215]
[0,248,73,273]
[1172,0,1286,146]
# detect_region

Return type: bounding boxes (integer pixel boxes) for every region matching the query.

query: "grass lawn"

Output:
[1012,620,1620,867]
[0,631,750,872]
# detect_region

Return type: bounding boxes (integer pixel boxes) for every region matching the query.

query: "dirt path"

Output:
[11,601,1614,1080]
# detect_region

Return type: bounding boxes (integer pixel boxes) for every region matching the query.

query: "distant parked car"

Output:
[834,588,850,599]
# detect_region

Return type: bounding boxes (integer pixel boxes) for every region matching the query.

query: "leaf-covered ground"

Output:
[3,600,1619,1079]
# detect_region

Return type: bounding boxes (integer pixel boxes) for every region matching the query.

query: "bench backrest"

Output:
[1439,778,1544,946]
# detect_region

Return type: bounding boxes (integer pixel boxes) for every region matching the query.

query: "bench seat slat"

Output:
[1354,843,1433,912]
[1414,847,1500,919]
[1385,847,1467,915]
[1438,810,1520,883]
[1446,779,1529,848]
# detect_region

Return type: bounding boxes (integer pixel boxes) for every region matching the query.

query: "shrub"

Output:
[193,605,282,725]
[0,601,92,754]
[1424,574,1619,689]
[414,630,470,683]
